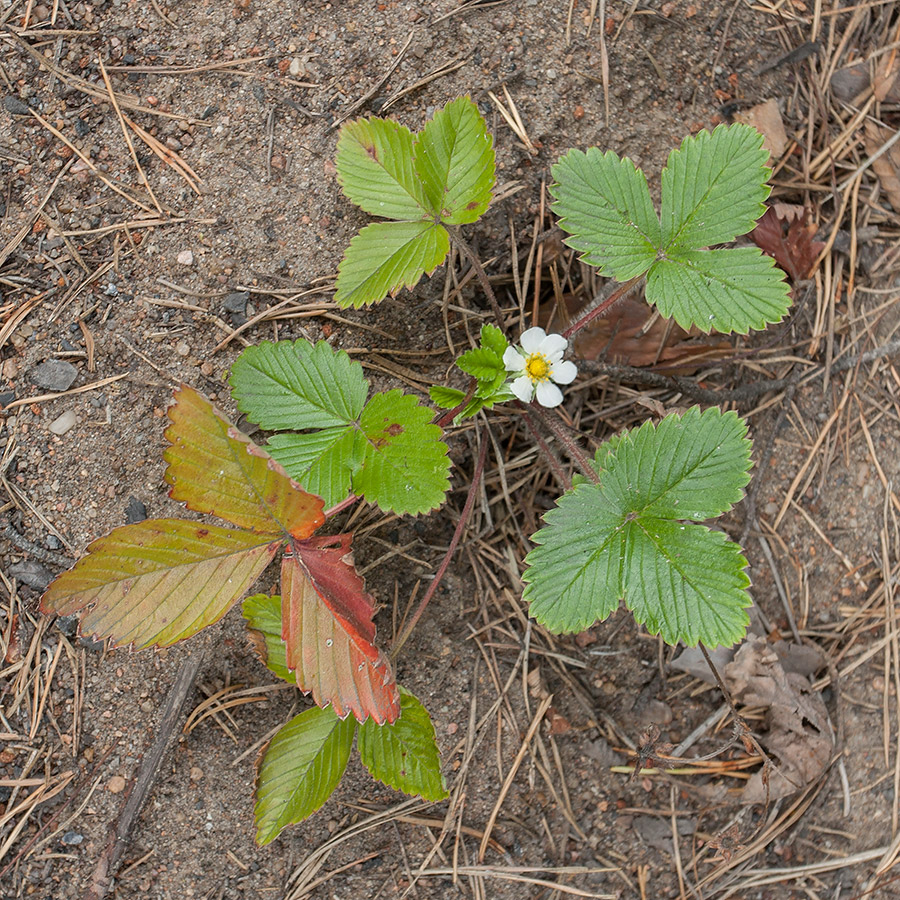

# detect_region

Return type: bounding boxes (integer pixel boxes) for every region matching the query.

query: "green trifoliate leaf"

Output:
[255,706,356,845]
[353,390,451,515]
[414,96,495,224]
[551,148,661,280]
[660,124,771,251]
[648,247,791,334]
[358,688,449,801]
[457,346,503,380]
[335,221,450,308]
[242,593,292,683]
[523,407,753,648]
[268,428,360,510]
[337,117,429,221]
[230,340,368,431]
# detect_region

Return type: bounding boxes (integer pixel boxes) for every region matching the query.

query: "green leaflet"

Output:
[359,688,448,801]
[268,429,360,511]
[336,117,429,220]
[229,339,367,431]
[551,123,792,335]
[355,391,451,515]
[414,95,495,224]
[550,147,660,280]
[647,247,792,335]
[242,592,292,683]
[660,124,771,250]
[335,221,450,309]
[255,706,356,845]
[334,97,495,307]
[523,408,753,648]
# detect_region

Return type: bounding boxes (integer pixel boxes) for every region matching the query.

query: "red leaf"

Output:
[749,206,824,282]
[282,535,400,724]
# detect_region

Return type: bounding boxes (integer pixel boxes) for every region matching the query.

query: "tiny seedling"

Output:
[42,99,792,846]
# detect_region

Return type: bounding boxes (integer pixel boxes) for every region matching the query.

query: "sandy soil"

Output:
[2,1,899,898]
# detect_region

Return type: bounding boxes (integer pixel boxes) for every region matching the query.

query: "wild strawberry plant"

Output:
[41,98,792,846]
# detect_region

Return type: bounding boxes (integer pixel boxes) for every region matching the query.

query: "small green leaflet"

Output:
[335,96,495,307]
[230,340,451,514]
[359,688,448,801]
[551,123,791,335]
[523,407,754,648]
[243,593,292,682]
[255,705,356,845]
[430,324,511,420]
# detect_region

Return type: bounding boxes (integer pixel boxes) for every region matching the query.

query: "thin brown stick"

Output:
[87,645,207,899]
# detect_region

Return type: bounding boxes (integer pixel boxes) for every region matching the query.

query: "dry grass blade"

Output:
[96,54,163,213]
[487,86,536,155]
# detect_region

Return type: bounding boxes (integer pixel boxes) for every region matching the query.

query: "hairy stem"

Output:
[434,378,477,428]
[390,431,489,659]
[561,275,643,340]
[528,403,600,484]
[517,404,572,490]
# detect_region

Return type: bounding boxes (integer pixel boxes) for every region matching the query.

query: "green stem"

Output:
[391,430,489,660]
[561,275,643,340]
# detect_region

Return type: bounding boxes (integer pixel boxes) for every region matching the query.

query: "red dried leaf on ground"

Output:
[749,206,825,282]
[282,534,400,724]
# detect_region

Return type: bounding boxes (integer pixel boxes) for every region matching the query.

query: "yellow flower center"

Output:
[525,353,551,382]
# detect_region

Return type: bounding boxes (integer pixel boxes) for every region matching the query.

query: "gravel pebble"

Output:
[48,409,78,435]
[176,249,194,266]
[30,359,78,392]
[9,561,53,591]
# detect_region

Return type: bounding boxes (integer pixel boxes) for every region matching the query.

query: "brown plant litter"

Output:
[2,0,900,898]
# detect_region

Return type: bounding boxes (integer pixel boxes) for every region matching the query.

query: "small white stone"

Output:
[175,340,191,357]
[49,409,77,435]
[176,249,194,266]
[289,57,304,77]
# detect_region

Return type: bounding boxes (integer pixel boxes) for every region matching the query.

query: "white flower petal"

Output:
[519,327,547,354]
[538,332,568,360]
[535,380,564,408]
[510,374,535,402]
[552,360,578,385]
[503,346,526,372]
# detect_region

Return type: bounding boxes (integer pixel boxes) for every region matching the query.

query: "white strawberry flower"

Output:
[502,327,578,408]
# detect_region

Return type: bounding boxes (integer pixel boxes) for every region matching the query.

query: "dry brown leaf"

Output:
[725,637,833,804]
[734,98,788,159]
[749,205,825,282]
[865,121,900,214]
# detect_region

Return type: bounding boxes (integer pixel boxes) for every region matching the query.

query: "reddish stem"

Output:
[517,403,572,489]
[434,378,477,428]
[561,275,643,340]
[529,403,600,484]
[390,431,490,659]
